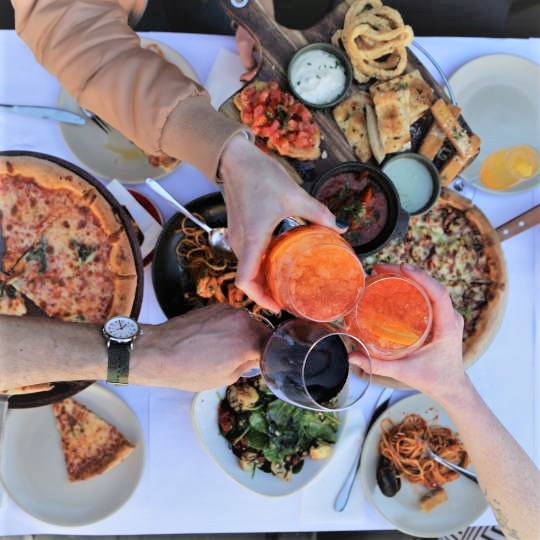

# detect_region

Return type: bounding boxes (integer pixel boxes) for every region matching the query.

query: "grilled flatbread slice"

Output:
[370,69,435,123]
[372,87,411,154]
[440,134,481,186]
[52,398,135,482]
[333,92,372,162]
[365,102,386,163]
[419,104,461,160]
[431,99,473,158]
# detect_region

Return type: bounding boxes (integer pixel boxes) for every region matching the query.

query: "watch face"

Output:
[104,316,139,340]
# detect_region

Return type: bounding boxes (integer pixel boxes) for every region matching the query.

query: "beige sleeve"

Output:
[12,0,243,180]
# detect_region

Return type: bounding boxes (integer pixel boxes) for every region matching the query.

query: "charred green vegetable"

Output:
[219,376,339,481]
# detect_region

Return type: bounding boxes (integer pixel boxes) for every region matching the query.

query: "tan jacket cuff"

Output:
[161,95,244,181]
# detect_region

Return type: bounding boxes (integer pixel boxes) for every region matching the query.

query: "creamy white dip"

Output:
[383,157,435,214]
[290,49,346,105]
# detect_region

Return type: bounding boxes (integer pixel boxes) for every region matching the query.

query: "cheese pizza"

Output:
[0,155,138,323]
[52,398,135,482]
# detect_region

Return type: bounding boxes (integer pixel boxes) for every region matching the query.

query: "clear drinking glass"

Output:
[344,274,433,360]
[260,318,372,412]
[264,225,365,322]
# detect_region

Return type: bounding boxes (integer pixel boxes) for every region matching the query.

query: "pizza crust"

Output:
[1,383,53,395]
[89,189,125,237]
[439,190,507,364]
[109,274,138,317]
[0,156,92,199]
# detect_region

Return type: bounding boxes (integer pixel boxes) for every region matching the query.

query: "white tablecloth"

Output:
[0,31,538,534]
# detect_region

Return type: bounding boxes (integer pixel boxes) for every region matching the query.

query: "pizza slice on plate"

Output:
[52,398,135,482]
[9,192,137,324]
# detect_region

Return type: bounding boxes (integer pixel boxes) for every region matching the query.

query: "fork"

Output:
[80,107,111,133]
[424,445,478,484]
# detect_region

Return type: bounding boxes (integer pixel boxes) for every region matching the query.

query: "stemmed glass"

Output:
[258,318,372,412]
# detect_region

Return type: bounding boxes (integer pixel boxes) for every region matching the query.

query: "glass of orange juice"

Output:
[264,225,365,322]
[479,145,539,190]
[345,274,432,360]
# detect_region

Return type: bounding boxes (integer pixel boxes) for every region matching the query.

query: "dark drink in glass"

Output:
[261,319,371,411]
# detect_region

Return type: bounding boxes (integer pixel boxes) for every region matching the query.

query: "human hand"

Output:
[350,263,468,401]
[235,25,258,81]
[219,135,345,311]
[133,303,271,391]
[234,0,273,80]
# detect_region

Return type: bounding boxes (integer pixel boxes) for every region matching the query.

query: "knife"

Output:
[0,104,86,126]
[334,386,394,512]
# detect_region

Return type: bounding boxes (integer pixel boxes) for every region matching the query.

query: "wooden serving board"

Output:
[219,0,475,186]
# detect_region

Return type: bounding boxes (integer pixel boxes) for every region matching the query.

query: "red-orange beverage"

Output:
[264,225,365,322]
[345,274,432,359]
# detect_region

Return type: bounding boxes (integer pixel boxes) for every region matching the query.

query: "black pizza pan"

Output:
[0,150,144,409]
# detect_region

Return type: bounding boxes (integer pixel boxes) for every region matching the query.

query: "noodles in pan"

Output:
[175,215,276,318]
[379,414,469,489]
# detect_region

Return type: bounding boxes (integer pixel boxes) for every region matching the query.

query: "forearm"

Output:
[12,0,241,180]
[0,315,172,390]
[437,379,540,540]
[0,315,106,390]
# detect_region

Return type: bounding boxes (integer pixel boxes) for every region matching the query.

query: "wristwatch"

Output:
[102,316,143,385]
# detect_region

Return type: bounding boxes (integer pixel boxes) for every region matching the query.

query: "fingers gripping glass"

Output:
[242,311,276,378]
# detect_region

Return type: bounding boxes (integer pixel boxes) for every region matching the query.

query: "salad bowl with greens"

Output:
[191,376,347,496]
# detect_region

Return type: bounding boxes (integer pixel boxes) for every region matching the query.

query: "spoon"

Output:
[425,446,478,484]
[145,179,232,253]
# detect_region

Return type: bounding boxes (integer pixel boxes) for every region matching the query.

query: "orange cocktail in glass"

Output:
[345,274,432,359]
[264,225,365,322]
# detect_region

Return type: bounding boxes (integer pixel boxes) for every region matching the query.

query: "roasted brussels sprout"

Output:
[226,383,259,411]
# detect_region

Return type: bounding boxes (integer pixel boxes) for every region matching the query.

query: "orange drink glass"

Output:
[345,274,432,359]
[264,225,365,322]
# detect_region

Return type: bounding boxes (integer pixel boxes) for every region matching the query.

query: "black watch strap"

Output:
[107,342,130,385]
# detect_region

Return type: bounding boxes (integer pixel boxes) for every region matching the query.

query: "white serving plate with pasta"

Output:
[359,393,487,538]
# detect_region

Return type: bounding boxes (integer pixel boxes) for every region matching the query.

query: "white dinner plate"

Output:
[449,54,540,193]
[0,384,144,526]
[359,393,487,538]
[58,37,200,183]
[191,387,350,497]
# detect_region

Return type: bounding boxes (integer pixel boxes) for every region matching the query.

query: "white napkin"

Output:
[205,48,246,109]
[107,179,162,259]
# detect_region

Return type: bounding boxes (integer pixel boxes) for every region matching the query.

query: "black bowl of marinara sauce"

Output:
[311,162,409,257]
